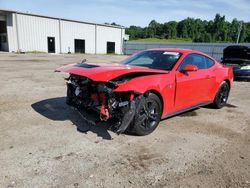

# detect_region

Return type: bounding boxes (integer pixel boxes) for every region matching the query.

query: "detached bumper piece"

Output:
[66,74,138,134]
[114,101,136,134]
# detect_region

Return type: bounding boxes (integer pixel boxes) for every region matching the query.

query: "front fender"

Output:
[114,74,176,117]
[114,75,163,93]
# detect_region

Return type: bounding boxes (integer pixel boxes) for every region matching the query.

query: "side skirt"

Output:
[161,102,211,120]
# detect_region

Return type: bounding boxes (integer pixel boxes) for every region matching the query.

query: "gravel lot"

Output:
[0,53,250,188]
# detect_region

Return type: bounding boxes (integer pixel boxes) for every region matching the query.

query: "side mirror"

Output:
[183,64,198,72]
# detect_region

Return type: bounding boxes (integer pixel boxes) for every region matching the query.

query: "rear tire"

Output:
[132,93,162,136]
[213,81,230,109]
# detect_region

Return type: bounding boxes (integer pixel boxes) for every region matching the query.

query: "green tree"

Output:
[148,20,163,38]
[125,13,250,43]
[230,19,240,42]
[126,26,146,39]
[239,23,246,43]
[177,20,188,38]
[245,23,250,42]
[163,21,177,39]
[212,14,228,41]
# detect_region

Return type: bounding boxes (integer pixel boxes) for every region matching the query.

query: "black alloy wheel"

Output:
[213,81,230,109]
[132,93,162,136]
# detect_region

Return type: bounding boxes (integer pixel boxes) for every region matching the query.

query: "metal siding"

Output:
[121,28,125,54]
[4,11,125,54]
[60,20,95,53]
[96,26,123,54]
[17,14,60,53]
[124,42,250,60]
[6,13,18,52]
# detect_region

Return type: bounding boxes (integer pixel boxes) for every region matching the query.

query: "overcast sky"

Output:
[0,0,249,27]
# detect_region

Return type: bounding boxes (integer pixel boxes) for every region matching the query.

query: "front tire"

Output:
[213,81,230,109]
[132,93,162,136]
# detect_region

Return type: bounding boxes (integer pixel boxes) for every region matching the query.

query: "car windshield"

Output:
[122,50,182,70]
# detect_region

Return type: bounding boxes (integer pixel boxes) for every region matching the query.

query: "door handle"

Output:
[205,75,211,79]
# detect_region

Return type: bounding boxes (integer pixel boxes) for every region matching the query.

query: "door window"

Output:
[179,54,207,70]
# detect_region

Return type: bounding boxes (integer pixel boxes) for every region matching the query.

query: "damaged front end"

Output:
[65,74,137,134]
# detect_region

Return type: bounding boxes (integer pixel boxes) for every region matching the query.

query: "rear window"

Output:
[205,57,215,68]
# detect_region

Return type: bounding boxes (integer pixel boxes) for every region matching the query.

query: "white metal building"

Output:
[0,9,126,54]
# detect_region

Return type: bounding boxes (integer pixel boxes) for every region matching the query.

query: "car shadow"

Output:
[31,97,112,140]
[168,103,238,118]
[203,103,238,109]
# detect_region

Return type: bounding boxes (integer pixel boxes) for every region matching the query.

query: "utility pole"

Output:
[236,21,243,44]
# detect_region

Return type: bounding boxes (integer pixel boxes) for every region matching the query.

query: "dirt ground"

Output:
[0,53,250,188]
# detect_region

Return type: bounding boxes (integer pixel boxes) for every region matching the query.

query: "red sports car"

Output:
[56,49,233,135]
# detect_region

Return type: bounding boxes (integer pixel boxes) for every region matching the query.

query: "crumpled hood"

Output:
[56,63,169,82]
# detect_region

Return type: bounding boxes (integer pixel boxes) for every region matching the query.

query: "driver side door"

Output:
[174,54,210,111]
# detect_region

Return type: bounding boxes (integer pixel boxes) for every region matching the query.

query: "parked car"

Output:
[56,49,233,136]
[222,45,250,80]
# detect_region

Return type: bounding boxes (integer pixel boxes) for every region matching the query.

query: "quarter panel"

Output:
[209,63,233,101]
